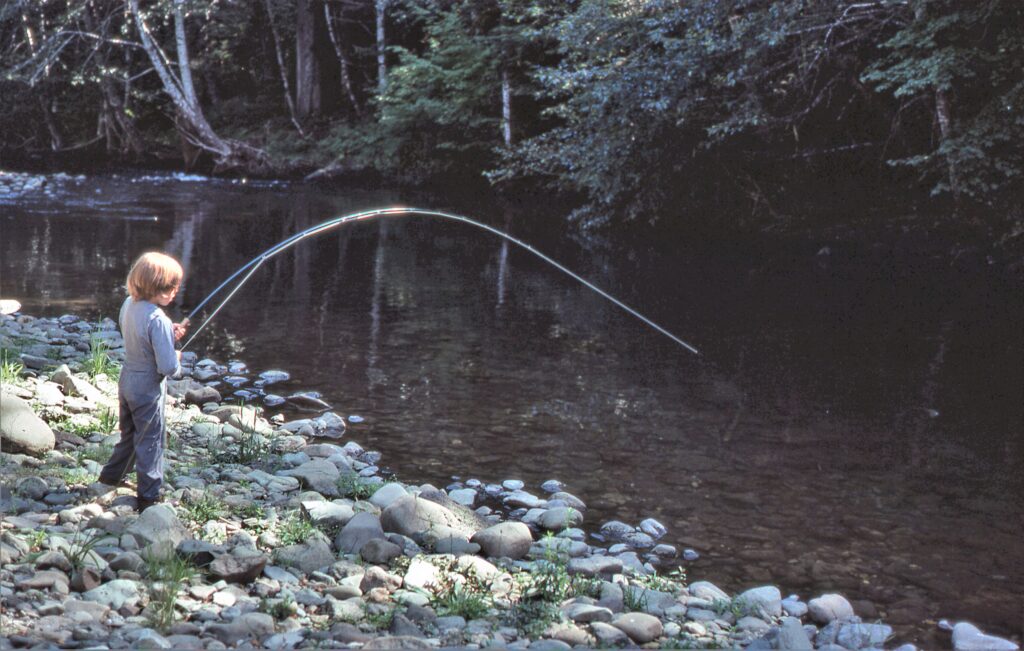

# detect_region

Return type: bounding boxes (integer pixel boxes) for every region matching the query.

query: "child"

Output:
[99,252,188,512]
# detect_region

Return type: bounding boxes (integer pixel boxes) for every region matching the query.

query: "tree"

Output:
[128,0,267,169]
[862,0,1024,204]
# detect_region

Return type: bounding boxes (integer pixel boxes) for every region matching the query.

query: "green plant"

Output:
[623,585,650,612]
[65,529,106,571]
[56,466,98,486]
[0,349,24,384]
[143,550,197,631]
[508,598,562,639]
[434,580,492,620]
[26,530,48,552]
[52,416,100,437]
[276,513,315,546]
[75,443,113,465]
[260,594,298,621]
[85,335,118,378]
[364,606,396,630]
[635,566,687,594]
[336,473,380,500]
[179,493,226,528]
[232,502,265,519]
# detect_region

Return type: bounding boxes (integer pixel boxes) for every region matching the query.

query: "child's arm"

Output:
[151,317,182,378]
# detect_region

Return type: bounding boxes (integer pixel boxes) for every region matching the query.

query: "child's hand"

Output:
[172,318,190,342]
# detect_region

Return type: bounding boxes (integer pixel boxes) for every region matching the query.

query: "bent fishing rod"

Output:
[179,207,700,356]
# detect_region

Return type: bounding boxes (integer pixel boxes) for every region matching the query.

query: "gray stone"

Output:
[207,612,275,645]
[639,518,667,539]
[736,585,781,619]
[447,488,478,507]
[778,616,813,650]
[275,538,336,574]
[503,489,546,509]
[1,390,56,455]
[381,493,478,539]
[563,602,613,623]
[302,500,354,527]
[782,596,808,617]
[280,459,340,496]
[82,579,141,609]
[538,507,584,531]
[528,640,572,651]
[689,581,730,602]
[362,636,433,650]
[16,475,49,500]
[952,623,1019,651]
[835,622,893,649]
[599,520,634,541]
[209,553,268,583]
[126,504,189,549]
[184,386,221,406]
[360,538,402,565]
[610,612,663,643]
[808,593,855,624]
[336,511,386,554]
[590,621,630,645]
[567,555,622,578]
[471,521,533,560]
[176,539,227,566]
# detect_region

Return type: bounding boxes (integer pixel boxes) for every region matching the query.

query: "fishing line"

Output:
[180,207,700,355]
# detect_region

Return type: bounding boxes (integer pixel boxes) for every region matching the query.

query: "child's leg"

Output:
[129,386,166,503]
[99,395,137,484]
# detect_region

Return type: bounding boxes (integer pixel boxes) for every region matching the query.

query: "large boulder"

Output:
[0,390,55,456]
[280,459,340,497]
[275,538,336,574]
[470,522,533,560]
[336,512,386,555]
[381,493,484,539]
[125,504,189,549]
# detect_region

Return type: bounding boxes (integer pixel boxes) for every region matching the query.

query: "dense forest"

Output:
[1,0,1022,232]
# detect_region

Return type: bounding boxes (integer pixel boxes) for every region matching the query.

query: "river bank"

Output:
[1,310,1019,650]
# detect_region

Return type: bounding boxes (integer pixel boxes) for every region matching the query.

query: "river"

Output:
[1,171,1021,647]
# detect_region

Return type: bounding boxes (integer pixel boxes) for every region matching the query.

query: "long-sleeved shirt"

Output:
[118,296,181,381]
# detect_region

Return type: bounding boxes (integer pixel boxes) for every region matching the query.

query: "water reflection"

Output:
[1,173,1021,646]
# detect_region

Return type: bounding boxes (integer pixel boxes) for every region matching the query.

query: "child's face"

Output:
[153,284,180,307]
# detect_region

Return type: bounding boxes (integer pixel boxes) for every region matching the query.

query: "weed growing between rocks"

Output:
[180,492,227,529]
[363,605,397,630]
[276,512,316,546]
[143,550,198,631]
[85,334,118,379]
[65,529,105,572]
[73,443,113,465]
[0,348,24,383]
[336,473,381,500]
[260,594,297,621]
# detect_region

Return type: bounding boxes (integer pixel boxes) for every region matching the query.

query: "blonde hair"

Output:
[126,252,183,301]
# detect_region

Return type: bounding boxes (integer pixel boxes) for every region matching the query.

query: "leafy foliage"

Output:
[1,0,1021,229]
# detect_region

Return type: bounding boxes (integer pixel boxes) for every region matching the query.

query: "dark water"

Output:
[2,172,1022,647]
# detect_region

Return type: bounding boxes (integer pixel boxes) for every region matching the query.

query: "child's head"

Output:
[126,252,183,303]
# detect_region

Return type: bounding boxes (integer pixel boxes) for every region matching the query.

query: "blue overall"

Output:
[99,297,180,502]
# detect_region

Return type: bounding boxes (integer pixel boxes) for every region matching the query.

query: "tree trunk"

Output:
[295,0,320,119]
[264,0,306,134]
[934,88,960,200]
[128,0,266,170]
[375,0,388,95]
[84,4,143,156]
[38,95,63,151]
[324,2,361,116]
[501,68,512,147]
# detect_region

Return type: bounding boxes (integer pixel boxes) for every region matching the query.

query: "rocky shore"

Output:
[1,310,1019,650]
